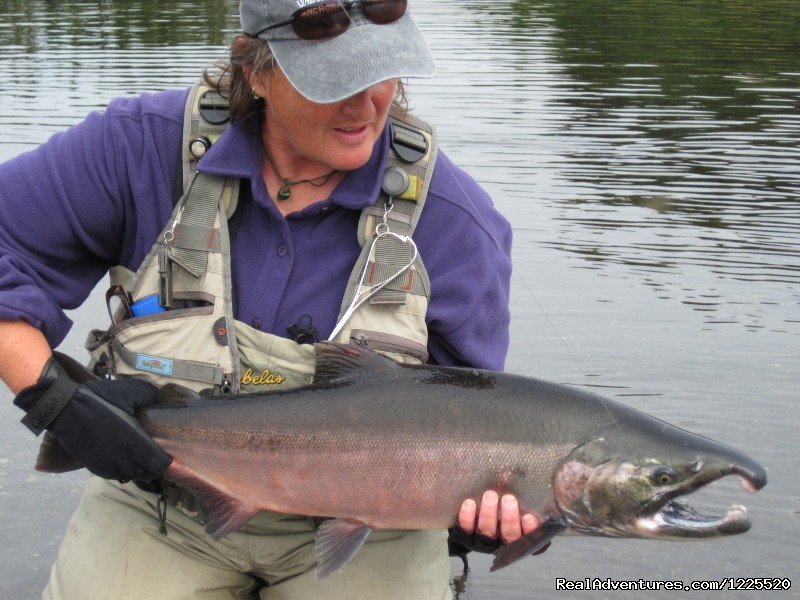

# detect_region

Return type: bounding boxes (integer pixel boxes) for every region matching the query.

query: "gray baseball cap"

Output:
[240,0,436,104]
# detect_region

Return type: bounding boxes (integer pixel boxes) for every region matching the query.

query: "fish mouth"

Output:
[636,500,750,538]
[634,470,764,538]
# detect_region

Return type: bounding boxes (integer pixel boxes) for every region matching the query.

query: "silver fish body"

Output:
[37,343,767,576]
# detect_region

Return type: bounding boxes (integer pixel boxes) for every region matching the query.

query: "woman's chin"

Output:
[322,131,380,171]
[327,150,375,172]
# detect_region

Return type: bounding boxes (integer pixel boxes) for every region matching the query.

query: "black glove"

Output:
[13,352,172,482]
[447,525,551,558]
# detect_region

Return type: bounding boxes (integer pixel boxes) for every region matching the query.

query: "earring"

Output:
[253,88,260,100]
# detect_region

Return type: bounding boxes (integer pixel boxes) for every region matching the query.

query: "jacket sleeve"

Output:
[0,90,186,347]
[0,110,128,346]
[418,152,513,371]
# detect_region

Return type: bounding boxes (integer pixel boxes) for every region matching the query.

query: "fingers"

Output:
[477,490,499,537]
[522,511,541,535]
[499,494,522,542]
[521,512,551,555]
[458,498,477,532]
[459,491,543,545]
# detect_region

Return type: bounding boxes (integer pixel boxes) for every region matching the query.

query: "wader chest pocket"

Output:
[349,329,429,364]
[107,302,230,390]
[235,322,315,391]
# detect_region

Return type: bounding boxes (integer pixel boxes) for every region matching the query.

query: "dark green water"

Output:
[0,1,797,598]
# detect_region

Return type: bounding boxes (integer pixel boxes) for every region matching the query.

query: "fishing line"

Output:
[438,158,626,437]
[338,0,355,24]
[438,157,587,375]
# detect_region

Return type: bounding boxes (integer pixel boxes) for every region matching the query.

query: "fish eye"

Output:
[652,467,676,486]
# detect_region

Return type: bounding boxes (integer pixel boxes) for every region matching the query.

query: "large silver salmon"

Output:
[36,343,766,578]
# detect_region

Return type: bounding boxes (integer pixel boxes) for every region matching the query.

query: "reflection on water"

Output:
[0,0,237,49]
[533,0,798,287]
[410,0,799,343]
[0,0,798,598]
[0,0,241,144]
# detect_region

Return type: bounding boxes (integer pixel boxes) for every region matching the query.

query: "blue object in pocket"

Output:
[130,294,166,318]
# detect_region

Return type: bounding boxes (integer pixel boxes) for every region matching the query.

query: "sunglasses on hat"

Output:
[251,0,407,41]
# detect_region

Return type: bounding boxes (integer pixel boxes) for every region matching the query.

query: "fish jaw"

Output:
[635,501,750,539]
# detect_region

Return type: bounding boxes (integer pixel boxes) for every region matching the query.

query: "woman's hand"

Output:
[13,352,172,482]
[459,490,540,543]
[448,490,551,557]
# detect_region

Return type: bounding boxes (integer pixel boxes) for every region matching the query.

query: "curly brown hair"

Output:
[204,34,408,124]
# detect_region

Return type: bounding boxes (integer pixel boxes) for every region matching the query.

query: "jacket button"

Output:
[277,244,288,257]
[251,318,262,329]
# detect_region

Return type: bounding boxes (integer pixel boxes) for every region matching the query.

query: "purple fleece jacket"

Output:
[0,89,512,369]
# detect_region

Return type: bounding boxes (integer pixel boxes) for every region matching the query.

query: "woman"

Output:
[0,0,541,597]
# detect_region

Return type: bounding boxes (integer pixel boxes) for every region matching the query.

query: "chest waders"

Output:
[86,80,437,399]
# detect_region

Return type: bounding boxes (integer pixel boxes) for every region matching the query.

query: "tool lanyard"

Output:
[328,198,418,341]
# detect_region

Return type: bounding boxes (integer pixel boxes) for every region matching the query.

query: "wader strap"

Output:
[170,83,240,278]
[183,81,241,388]
[182,82,240,220]
[169,175,225,277]
[111,340,225,385]
[366,261,427,297]
[338,110,437,316]
[170,223,222,253]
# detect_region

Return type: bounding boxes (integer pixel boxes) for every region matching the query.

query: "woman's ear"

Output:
[250,75,269,101]
[251,69,274,102]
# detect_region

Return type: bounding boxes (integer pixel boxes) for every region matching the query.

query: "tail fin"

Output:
[35,432,83,473]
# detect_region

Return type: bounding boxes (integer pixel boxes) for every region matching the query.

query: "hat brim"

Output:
[267,13,435,104]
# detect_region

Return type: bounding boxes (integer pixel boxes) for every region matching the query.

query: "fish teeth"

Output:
[724,504,748,521]
[738,475,758,493]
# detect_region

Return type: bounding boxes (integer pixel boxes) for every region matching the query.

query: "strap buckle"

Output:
[390,120,428,163]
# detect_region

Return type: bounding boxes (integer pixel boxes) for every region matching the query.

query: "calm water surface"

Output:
[0,1,797,598]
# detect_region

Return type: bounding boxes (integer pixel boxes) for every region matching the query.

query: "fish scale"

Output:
[144,373,577,525]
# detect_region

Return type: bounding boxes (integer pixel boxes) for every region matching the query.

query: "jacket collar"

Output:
[196,118,390,213]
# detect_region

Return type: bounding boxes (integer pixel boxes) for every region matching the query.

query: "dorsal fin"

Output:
[155,383,202,407]
[313,342,399,385]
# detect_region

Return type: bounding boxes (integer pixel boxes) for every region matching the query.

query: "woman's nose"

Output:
[340,88,376,120]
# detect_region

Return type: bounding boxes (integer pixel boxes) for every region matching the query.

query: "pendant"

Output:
[278,180,292,201]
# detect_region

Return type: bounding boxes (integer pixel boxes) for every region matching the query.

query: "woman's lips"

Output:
[331,124,370,144]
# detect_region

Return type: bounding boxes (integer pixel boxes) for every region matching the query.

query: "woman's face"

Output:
[257,67,396,173]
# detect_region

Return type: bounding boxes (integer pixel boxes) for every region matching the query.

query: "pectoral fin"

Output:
[491,518,566,572]
[314,518,372,579]
[164,462,259,540]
